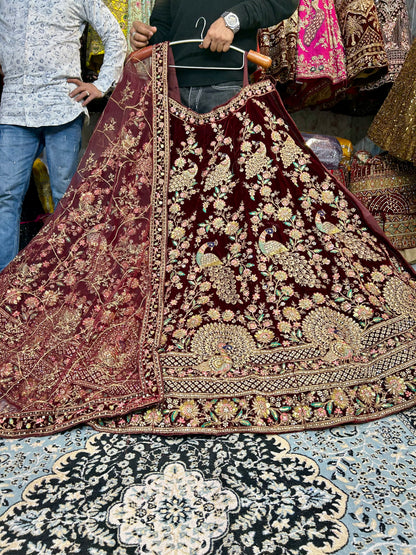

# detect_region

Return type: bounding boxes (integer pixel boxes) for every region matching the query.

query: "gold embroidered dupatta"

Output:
[0,46,171,435]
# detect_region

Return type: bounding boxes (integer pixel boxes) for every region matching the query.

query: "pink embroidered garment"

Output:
[283,0,348,110]
[297,0,347,84]
[1,43,416,437]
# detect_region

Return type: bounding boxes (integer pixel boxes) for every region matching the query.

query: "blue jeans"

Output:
[0,115,84,271]
[179,82,242,114]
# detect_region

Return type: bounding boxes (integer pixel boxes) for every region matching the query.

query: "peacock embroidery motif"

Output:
[202,154,233,192]
[169,161,199,194]
[315,210,384,261]
[258,227,320,287]
[196,242,240,305]
[302,306,363,362]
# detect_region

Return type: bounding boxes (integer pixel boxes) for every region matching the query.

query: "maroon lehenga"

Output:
[1,43,416,437]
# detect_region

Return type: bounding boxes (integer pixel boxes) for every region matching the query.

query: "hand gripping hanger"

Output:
[169,17,272,70]
[130,17,272,70]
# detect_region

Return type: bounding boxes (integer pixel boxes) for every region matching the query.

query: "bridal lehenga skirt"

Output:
[1,43,416,437]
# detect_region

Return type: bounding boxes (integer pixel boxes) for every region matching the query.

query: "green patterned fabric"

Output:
[128,0,155,30]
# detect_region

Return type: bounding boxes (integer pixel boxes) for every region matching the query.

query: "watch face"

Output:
[224,12,239,31]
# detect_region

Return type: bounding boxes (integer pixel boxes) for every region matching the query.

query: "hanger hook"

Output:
[195,17,207,41]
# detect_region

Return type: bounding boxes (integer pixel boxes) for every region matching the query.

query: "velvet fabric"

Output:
[1,43,416,437]
[362,0,412,90]
[257,11,298,84]
[334,0,388,85]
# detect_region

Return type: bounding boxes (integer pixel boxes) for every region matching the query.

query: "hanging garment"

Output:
[258,0,349,110]
[368,37,416,164]
[349,151,416,264]
[334,0,388,85]
[285,0,348,110]
[296,0,347,83]
[257,11,299,84]
[362,0,412,91]
[1,43,416,438]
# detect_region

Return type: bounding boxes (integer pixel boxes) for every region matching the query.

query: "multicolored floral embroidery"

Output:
[95,47,416,435]
[0,43,416,437]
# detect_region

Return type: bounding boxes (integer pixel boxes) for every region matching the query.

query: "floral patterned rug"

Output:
[0,410,415,554]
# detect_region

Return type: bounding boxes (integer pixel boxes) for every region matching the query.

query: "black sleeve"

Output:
[230,0,299,30]
[149,0,172,43]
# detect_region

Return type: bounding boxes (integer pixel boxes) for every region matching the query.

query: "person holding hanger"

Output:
[0,0,127,272]
[130,0,298,113]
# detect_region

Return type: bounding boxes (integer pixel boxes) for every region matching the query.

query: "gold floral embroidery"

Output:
[2,43,416,438]
[280,135,307,168]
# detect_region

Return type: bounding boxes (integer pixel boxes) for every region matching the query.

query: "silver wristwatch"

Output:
[221,11,240,33]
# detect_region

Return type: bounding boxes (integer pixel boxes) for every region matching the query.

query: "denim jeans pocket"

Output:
[212,83,242,93]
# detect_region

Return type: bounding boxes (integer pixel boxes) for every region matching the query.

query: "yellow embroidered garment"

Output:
[368,38,416,164]
[86,0,128,70]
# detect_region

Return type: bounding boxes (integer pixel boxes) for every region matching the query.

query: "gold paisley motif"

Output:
[279,135,305,168]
